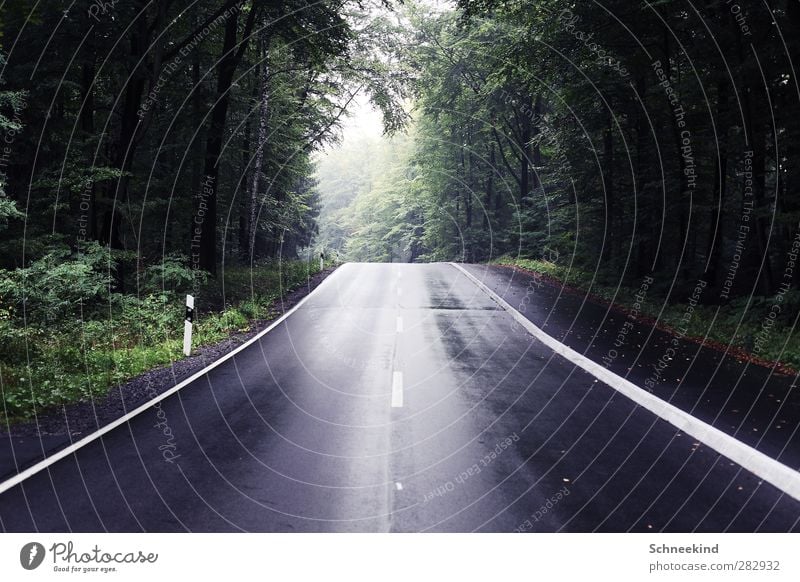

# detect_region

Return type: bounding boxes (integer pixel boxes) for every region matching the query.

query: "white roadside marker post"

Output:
[320,250,325,272]
[183,294,194,356]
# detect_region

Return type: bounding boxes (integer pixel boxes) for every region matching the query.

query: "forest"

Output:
[1,0,799,420]
[0,0,407,420]
[316,0,800,368]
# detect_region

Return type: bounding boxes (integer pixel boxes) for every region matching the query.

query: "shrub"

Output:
[142,253,206,295]
[0,241,114,325]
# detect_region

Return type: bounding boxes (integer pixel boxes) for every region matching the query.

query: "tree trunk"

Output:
[519,96,532,203]
[705,79,728,292]
[248,36,271,259]
[238,83,253,260]
[196,6,256,274]
[484,143,495,231]
[531,93,542,191]
[79,58,97,241]
[742,72,775,295]
[602,108,614,264]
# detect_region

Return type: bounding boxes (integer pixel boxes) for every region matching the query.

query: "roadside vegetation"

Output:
[0,246,330,424]
[495,256,800,372]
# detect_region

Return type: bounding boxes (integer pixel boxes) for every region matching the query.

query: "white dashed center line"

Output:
[391,371,404,408]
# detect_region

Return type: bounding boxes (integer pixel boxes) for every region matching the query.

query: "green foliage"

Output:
[315,0,800,370]
[0,258,328,423]
[0,241,114,325]
[498,256,800,370]
[142,254,206,295]
[0,1,406,274]
[0,3,402,422]
[0,197,23,231]
[2,0,800,417]
[0,51,26,233]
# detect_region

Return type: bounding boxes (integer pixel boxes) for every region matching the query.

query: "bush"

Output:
[142,253,206,295]
[0,241,114,325]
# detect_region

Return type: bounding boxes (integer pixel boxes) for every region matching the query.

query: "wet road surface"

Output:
[1,263,798,532]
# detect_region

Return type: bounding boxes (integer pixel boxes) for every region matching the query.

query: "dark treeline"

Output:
[7,0,796,302]
[0,0,404,280]
[336,0,800,306]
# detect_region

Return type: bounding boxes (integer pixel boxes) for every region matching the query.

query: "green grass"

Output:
[0,259,332,424]
[494,256,800,371]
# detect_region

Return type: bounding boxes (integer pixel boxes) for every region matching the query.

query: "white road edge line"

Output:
[391,371,404,408]
[0,264,348,497]
[449,262,800,503]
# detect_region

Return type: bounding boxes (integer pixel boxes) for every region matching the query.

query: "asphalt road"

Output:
[1,262,798,532]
